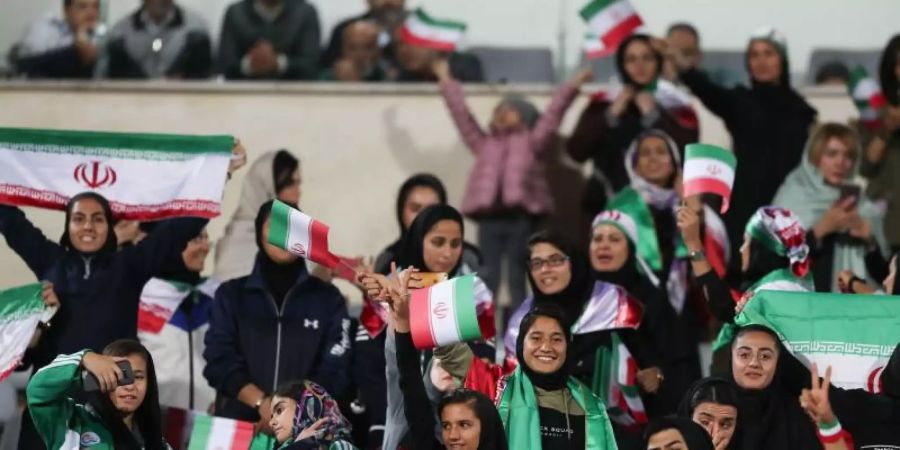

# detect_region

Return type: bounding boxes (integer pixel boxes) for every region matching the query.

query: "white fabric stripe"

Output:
[0,147,228,207]
[818,422,842,437]
[207,417,237,449]
[571,288,617,334]
[585,0,637,35]
[60,429,81,450]
[583,35,604,52]
[684,157,735,186]
[285,208,314,258]
[852,78,880,101]
[427,280,461,346]
[406,15,464,44]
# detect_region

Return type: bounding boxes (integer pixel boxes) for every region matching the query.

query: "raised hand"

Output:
[228,138,248,175]
[387,262,416,332]
[81,352,124,393]
[570,69,593,87]
[357,271,390,301]
[40,282,59,309]
[636,367,663,394]
[676,203,703,250]
[432,58,452,82]
[800,363,835,425]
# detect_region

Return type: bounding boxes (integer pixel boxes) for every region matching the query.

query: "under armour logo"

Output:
[304,319,319,329]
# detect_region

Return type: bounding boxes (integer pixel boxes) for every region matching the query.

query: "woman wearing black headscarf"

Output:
[643,416,716,450]
[668,27,818,265]
[677,378,740,450]
[568,33,699,217]
[203,200,351,430]
[726,325,819,450]
[27,339,168,450]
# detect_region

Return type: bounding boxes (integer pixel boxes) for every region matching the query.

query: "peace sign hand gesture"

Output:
[799,363,836,425]
[387,262,416,332]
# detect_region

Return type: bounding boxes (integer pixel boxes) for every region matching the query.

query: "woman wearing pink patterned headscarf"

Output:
[268,380,356,450]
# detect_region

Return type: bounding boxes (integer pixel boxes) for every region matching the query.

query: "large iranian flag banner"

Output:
[736,290,900,392]
[0,127,233,220]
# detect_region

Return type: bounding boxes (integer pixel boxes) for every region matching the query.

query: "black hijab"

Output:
[592,239,643,290]
[396,204,464,277]
[742,239,790,290]
[643,416,715,450]
[59,192,118,255]
[254,200,307,304]
[272,150,300,194]
[515,303,572,391]
[727,325,819,450]
[879,34,900,106]
[677,377,742,449]
[883,343,900,399]
[394,174,448,235]
[439,389,509,450]
[890,252,900,296]
[526,230,594,328]
[615,33,663,89]
[87,339,165,450]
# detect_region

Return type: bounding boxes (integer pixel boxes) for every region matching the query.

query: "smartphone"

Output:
[82,360,134,392]
[412,272,448,289]
[838,184,861,205]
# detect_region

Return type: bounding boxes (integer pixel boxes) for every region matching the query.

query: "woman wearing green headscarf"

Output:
[773,122,889,292]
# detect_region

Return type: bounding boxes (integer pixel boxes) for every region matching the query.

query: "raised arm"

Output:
[0,205,63,278]
[678,205,737,323]
[436,59,487,152]
[678,68,739,125]
[120,217,208,286]
[26,351,85,449]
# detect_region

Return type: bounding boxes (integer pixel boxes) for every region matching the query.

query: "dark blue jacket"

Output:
[203,257,352,421]
[0,205,207,370]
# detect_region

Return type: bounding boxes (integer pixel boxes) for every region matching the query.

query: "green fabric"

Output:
[772,131,888,290]
[496,367,618,450]
[0,283,43,321]
[607,187,663,271]
[0,127,233,157]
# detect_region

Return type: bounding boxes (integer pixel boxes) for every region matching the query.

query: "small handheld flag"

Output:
[0,283,55,382]
[583,32,613,60]
[399,8,467,52]
[410,274,483,349]
[187,415,253,450]
[847,65,887,130]
[682,144,737,213]
[580,0,643,53]
[267,200,340,269]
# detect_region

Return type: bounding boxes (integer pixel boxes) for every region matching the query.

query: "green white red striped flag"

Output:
[0,283,55,382]
[580,0,643,50]
[399,8,467,51]
[847,65,887,130]
[0,127,233,220]
[682,143,737,213]
[410,274,482,349]
[267,200,340,269]
[583,32,613,59]
[187,415,254,450]
[595,332,646,428]
[736,290,900,392]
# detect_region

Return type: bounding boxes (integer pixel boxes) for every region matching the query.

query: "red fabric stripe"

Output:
[0,187,220,220]
[163,408,187,450]
[615,292,644,328]
[703,232,728,277]
[308,219,339,268]
[360,302,386,337]
[477,303,496,340]
[409,288,436,349]
[870,93,888,109]
[463,356,506,400]
[137,304,170,334]
[399,26,456,52]
[230,420,254,450]
[682,178,732,213]
[600,14,643,48]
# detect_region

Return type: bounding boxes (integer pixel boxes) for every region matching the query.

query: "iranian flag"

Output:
[583,32,613,59]
[682,143,737,213]
[399,8,467,52]
[267,200,339,269]
[0,283,55,382]
[848,65,887,130]
[187,415,253,450]
[0,127,232,220]
[736,290,900,392]
[410,274,483,349]
[596,333,646,428]
[580,0,643,50]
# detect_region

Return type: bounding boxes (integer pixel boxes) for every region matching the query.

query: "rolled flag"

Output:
[595,333,647,428]
[583,32,613,59]
[580,0,643,50]
[399,8,467,51]
[682,143,737,213]
[847,65,887,130]
[0,283,55,382]
[410,274,482,349]
[187,415,254,450]
[736,290,900,392]
[267,200,340,269]
[0,127,232,220]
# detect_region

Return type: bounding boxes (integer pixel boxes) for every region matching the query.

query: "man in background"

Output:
[15,0,103,78]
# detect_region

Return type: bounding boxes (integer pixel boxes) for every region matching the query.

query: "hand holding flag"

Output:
[682,143,737,213]
[267,200,340,268]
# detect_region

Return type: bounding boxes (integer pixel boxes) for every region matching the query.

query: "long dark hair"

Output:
[272,150,300,194]
[60,191,118,254]
[87,339,164,450]
[879,34,900,106]
[643,416,716,450]
[615,33,663,88]
[438,389,509,450]
[742,239,790,288]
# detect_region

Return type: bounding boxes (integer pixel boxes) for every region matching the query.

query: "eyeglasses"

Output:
[527,254,569,271]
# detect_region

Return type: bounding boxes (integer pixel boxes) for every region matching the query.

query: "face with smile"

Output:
[422,219,463,273]
[528,242,572,295]
[441,402,481,450]
[182,229,210,272]
[108,353,147,415]
[634,135,676,187]
[732,330,779,390]
[67,198,109,253]
[590,224,630,272]
[522,316,567,375]
[269,395,297,444]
